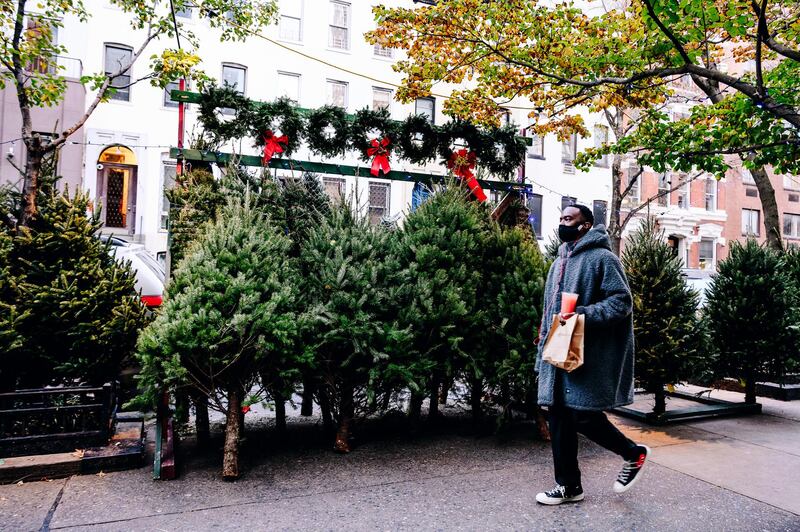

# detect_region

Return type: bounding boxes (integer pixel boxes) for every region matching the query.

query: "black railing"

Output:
[0,383,116,457]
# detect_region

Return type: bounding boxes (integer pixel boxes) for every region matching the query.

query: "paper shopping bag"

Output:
[541,313,585,373]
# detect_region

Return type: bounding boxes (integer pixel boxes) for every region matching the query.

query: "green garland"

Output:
[305,105,351,158]
[397,114,440,165]
[197,85,252,141]
[248,97,305,156]
[349,107,399,162]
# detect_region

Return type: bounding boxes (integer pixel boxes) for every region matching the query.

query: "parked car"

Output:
[99,235,165,308]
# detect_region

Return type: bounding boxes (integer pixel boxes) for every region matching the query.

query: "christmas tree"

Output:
[622,218,701,414]
[0,189,148,389]
[136,198,300,478]
[705,239,795,403]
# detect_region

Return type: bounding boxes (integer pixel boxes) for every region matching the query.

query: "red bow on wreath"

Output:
[367,137,391,177]
[447,148,487,202]
[262,130,288,165]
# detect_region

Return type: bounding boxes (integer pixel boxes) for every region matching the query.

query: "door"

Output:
[97,164,137,234]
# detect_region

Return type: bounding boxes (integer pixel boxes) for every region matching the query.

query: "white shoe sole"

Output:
[535,492,585,505]
[613,445,651,494]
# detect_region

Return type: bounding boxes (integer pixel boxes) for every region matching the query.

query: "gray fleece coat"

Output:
[535,225,635,411]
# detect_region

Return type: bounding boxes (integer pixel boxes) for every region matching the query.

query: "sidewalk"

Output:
[2,387,799,531]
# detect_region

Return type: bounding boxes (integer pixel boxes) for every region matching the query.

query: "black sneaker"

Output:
[613,445,651,493]
[535,484,585,505]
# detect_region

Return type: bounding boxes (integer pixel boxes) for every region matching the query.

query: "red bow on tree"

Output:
[447,148,487,202]
[367,137,391,177]
[262,130,288,165]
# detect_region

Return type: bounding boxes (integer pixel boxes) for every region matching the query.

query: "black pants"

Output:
[548,376,638,488]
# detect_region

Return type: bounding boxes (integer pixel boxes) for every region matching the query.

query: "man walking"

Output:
[535,204,649,505]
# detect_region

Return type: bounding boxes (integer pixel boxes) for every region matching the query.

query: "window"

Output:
[594,125,609,167]
[327,79,348,108]
[527,132,544,159]
[374,43,393,58]
[368,182,390,225]
[529,194,543,238]
[372,87,392,112]
[415,97,435,124]
[27,17,58,74]
[161,163,176,230]
[746,187,759,197]
[499,108,512,127]
[329,1,350,50]
[104,44,133,101]
[625,165,640,204]
[562,134,577,163]
[278,0,302,42]
[704,178,717,211]
[323,177,345,203]
[699,238,715,269]
[784,174,800,191]
[592,200,607,227]
[742,208,760,236]
[277,72,300,102]
[742,168,756,184]
[784,213,800,238]
[561,196,577,211]
[221,63,246,94]
[676,173,690,209]
[657,172,670,207]
[164,81,180,108]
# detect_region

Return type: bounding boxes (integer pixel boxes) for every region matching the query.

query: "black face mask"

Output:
[558,224,583,243]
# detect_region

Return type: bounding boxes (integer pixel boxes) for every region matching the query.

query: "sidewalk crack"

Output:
[40,477,69,532]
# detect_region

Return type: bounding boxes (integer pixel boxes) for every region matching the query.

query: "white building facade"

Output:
[48,0,614,258]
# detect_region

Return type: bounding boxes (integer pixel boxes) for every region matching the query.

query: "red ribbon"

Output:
[447,148,487,202]
[262,130,288,165]
[367,137,391,177]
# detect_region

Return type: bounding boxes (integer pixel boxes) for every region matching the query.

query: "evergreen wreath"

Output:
[397,114,439,165]
[305,105,351,158]
[436,119,486,162]
[197,85,251,141]
[477,125,528,177]
[349,107,399,162]
[248,97,305,156]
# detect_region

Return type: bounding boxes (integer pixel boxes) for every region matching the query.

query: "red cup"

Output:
[561,292,578,315]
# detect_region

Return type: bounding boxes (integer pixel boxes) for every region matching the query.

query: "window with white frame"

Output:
[784,213,800,238]
[676,173,690,209]
[499,108,511,127]
[594,125,609,167]
[657,172,670,206]
[328,1,350,50]
[374,43,393,58]
[529,194,543,238]
[161,162,177,230]
[278,0,302,42]
[784,174,800,191]
[562,134,577,163]
[742,168,756,184]
[415,97,435,124]
[742,208,760,236]
[221,63,246,94]
[163,81,180,108]
[368,182,390,225]
[277,71,300,102]
[104,44,133,101]
[704,178,717,211]
[323,177,346,203]
[520,133,540,161]
[327,79,348,108]
[27,16,58,74]
[561,196,577,211]
[699,238,715,269]
[372,87,392,112]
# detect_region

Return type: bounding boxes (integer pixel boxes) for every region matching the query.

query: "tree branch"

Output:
[755,0,768,98]
[640,0,692,65]
[751,0,800,62]
[621,171,704,230]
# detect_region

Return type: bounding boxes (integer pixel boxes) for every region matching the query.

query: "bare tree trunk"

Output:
[222,387,242,480]
[175,390,190,425]
[470,375,482,421]
[408,392,423,428]
[744,368,758,405]
[273,388,286,435]
[301,378,315,416]
[439,376,453,405]
[319,388,334,433]
[608,152,624,256]
[192,392,210,447]
[20,147,43,227]
[334,383,354,453]
[428,372,441,419]
[749,165,782,250]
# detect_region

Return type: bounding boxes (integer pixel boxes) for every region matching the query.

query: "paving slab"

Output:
[0,476,66,531]
[682,414,800,456]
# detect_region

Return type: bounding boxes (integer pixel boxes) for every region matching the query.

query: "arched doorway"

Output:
[97,145,137,234]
